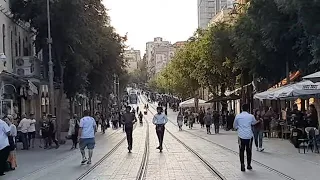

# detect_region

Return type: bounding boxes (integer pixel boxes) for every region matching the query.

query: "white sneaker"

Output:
[256,147,259,151]
[259,147,265,152]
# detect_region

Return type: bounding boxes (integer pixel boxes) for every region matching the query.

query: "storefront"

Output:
[0,71,26,118]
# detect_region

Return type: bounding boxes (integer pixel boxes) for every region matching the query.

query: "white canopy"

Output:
[253,86,288,100]
[303,71,320,82]
[179,98,210,108]
[254,80,320,100]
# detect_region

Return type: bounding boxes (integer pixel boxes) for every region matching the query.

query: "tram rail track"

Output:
[20,129,123,180]
[136,116,150,180]
[144,96,297,180]
[140,97,226,180]
[78,100,150,180]
[76,123,138,180]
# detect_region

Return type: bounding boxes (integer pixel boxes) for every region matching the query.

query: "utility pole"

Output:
[47,0,54,115]
[117,75,120,107]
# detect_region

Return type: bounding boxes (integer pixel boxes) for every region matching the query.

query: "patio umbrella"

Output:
[276,80,320,99]
[303,71,320,82]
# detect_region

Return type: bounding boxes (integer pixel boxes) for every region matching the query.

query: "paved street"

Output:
[3,99,320,180]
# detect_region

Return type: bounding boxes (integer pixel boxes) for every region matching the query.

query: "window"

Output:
[2,24,5,54]
[11,31,13,69]
[15,42,18,56]
[18,34,21,56]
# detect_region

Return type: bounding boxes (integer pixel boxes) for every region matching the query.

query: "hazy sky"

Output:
[102,0,197,54]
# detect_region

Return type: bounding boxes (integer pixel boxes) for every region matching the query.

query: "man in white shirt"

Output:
[28,113,37,148]
[18,114,31,150]
[78,110,96,165]
[152,106,168,152]
[0,118,10,176]
[233,104,259,172]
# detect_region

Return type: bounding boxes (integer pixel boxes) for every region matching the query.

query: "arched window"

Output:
[2,24,5,54]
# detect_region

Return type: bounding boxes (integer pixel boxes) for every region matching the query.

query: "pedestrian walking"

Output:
[253,109,264,152]
[213,111,220,134]
[4,116,17,170]
[153,106,168,152]
[188,112,194,129]
[177,111,183,131]
[39,113,47,148]
[78,110,97,165]
[121,106,136,153]
[48,115,59,149]
[68,114,79,150]
[18,114,30,150]
[233,104,260,172]
[0,118,10,176]
[101,114,107,134]
[28,113,36,148]
[199,109,205,128]
[40,115,50,149]
[204,111,213,134]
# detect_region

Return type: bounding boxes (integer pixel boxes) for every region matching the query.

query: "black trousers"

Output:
[156,125,165,148]
[125,126,133,150]
[71,134,78,148]
[214,123,219,134]
[0,146,10,174]
[49,133,59,146]
[206,125,211,133]
[21,132,29,149]
[238,138,253,165]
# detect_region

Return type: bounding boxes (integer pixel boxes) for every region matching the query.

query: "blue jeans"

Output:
[253,129,263,148]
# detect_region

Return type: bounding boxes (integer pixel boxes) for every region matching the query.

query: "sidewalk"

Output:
[163,108,320,180]
[4,129,122,180]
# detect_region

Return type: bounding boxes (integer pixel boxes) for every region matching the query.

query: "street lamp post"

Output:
[47,0,54,115]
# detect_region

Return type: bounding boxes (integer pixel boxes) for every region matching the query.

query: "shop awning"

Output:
[254,80,320,100]
[0,70,26,84]
[179,98,211,108]
[303,71,320,82]
[28,80,38,94]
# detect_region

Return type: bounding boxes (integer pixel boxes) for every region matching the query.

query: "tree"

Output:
[194,22,237,95]
[11,0,126,137]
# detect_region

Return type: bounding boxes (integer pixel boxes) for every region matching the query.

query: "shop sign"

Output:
[302,85,319,90]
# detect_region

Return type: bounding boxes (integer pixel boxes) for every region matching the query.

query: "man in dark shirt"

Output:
[121,106,136,153]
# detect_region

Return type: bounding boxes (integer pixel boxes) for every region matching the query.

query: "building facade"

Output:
[124,48,141,73]
[0,0,43,119]
[208,8,233,26]
[146,37,172,78]
[198,0,235,29]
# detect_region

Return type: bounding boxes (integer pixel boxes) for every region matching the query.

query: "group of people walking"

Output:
[0,112,61,176]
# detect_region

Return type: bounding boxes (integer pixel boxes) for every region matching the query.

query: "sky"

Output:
[102,0,198,54]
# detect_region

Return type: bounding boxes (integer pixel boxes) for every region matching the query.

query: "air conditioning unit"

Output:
[14,56,40,77]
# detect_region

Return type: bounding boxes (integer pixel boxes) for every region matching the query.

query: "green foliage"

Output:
[152,0,320,96]
[10,0,126,99]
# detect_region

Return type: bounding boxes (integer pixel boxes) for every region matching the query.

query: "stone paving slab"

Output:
[9,130,127,180]
[163,108,320,180]
[3,128,120,180]
[145,112,220,180]
[142,101,289,180]
[165,124,285,180]
[83,123,147,180]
